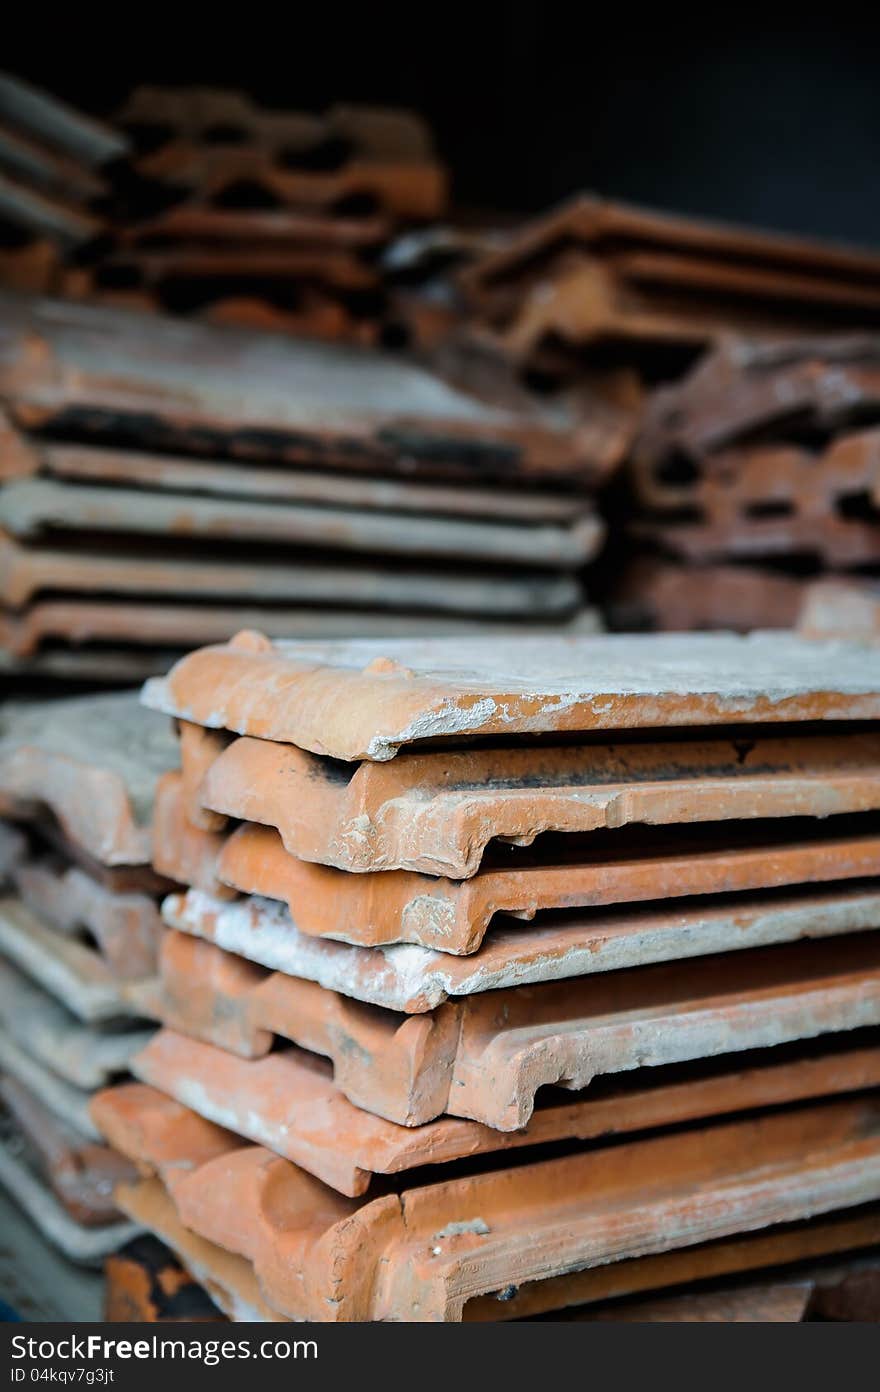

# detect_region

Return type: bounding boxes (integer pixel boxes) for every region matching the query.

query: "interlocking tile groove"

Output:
[0,691,177,865]
[156,929,880,1128]
[152,771,233,900]
[0,958,153,1093]
[0,1075,135,1226]
[638,335,880,463]
[114,1177,288,1322]
[163,882,880,1013]
[132,1025,880,1197]
[216,817,880,953]
[0,476,602,571]
[0,1141,142,1263]
[14,858,161,979]
[92,1087,880,1321]
[200,729,880,878]
[141,630,880,762]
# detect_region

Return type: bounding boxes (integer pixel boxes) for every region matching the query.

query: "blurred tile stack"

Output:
[624,337,880,632]
[78,629,880,1320]
[0,291,616,683]
[0,692,168,1264]
[0,72,129,295]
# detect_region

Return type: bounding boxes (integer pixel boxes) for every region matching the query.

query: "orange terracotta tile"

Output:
[0,475,602,570]
[0,292,604,486]
[132,1025,880,1197]
[216,817,880,953]
[0,692,177,867]
[155,928,880,1128]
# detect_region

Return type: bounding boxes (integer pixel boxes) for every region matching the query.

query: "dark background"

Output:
[6,15,880,242]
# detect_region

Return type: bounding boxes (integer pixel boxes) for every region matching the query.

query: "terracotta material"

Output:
[0,293,612,486]
[201,728,880,878]
[14,858,161,979]
[114,1178,286,1322]
[105,1236,225,1322]
[0,819,25,883]
[811,1268,880,1321]
[0,644,185,685]
[116,87,444,222]
[462,196,880,316]
[0,532,580,618]
[216,817,880,954]
[91,1087,880,1320]
[28,439,579,523]
[0,1141,141,1264]
[164,882,880,1013]
[0,692,177,866]
[132,1026,880,1197]
[142,630,880,761]
[152,772,231,899]
[461,198,880,371]
[464,1210,880,1321]
[635,423,880,516]
[0,1075,135,1226]
[119,1172,880,1324]
[0,895,142,1022]
[122,205,392,251]
[0,959,153,1094]
[156,929,880,1128]
[0,476,602,570]
[179,724,229,834]
[636,513,880,569]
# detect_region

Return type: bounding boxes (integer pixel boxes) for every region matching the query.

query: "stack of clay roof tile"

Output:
[0,289,617,684]
[459,196,880,393]
[619,336,880,632]
[59,86,447,344]
[82,629,880,1320]
[0,690,172,1262]
[0,72,128,295]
